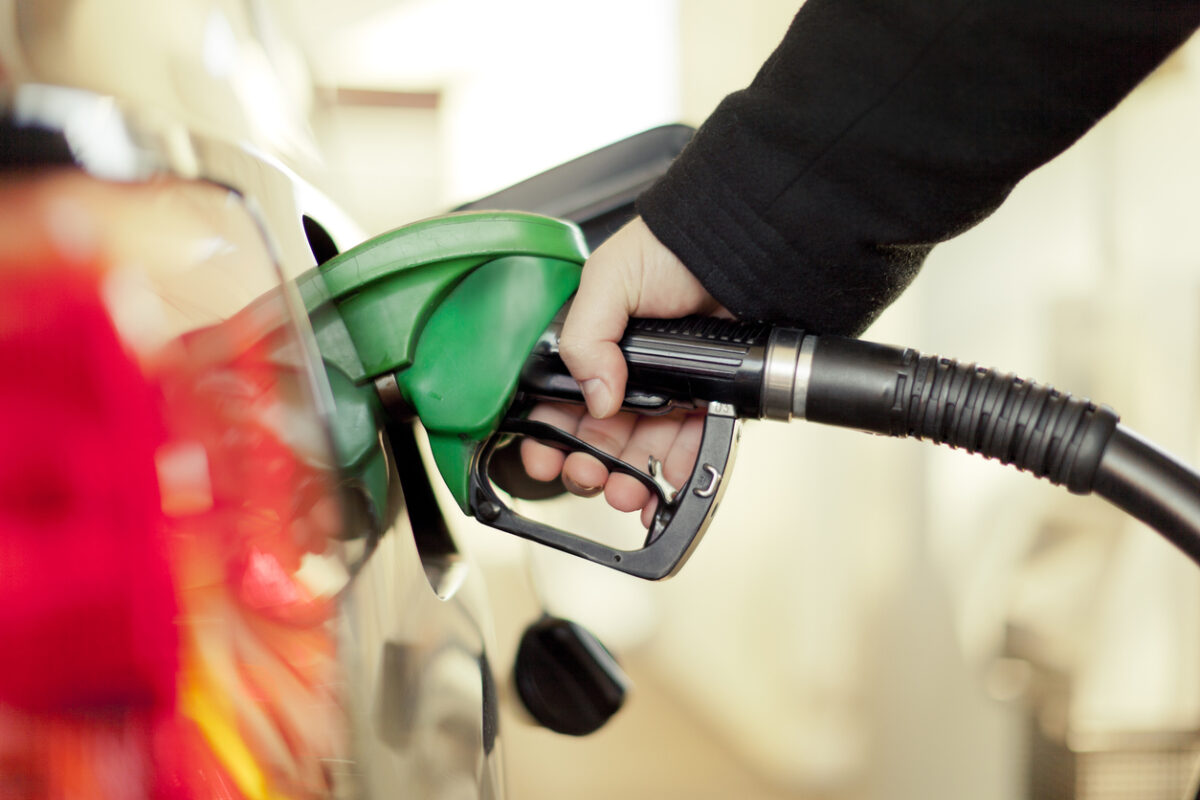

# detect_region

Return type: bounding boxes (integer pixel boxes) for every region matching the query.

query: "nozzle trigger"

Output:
[468,402,739,580]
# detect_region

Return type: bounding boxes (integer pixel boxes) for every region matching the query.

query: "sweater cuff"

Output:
[637,146,879,336]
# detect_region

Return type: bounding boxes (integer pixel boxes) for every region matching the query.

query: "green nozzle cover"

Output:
[309,211,587,511]
[403,254,581,507]
[318,212,588,380]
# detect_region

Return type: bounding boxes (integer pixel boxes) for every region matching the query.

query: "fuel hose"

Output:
[784,332,1200,567]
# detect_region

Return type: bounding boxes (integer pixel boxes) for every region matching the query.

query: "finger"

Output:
[519,403,586,482]
[561,411,638,495]
[640,496,658,530]
[605,412,687,513]
[641,413,706,529]
[664,412,706,489]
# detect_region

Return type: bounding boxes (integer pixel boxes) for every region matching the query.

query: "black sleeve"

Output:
[637,0,1200,336]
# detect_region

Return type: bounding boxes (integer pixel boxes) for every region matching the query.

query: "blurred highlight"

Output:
[0,172,347,799]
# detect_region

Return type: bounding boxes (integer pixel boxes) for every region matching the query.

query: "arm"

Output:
[639,0,1200,335]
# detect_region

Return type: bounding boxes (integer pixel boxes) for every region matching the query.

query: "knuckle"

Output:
[556,334,590,362]
[579,428,624,457]
[664,451,697,487]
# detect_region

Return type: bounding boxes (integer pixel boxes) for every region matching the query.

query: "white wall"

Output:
[301,0,681,210]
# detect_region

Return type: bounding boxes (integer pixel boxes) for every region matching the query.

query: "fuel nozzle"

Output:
[297,208,1132,584]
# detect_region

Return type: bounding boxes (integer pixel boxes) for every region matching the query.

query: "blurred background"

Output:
[287,2,1200,798]
[7,1,1200,798]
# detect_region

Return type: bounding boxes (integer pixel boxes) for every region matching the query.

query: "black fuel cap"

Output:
[513,615,630,736]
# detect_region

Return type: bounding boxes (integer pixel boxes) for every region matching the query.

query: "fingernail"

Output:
[581,379,611,417]
[562,474,603,498]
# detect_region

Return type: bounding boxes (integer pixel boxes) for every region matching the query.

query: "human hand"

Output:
[519,216,727,526]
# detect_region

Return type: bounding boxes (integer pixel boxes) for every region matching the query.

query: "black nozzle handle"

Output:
[520,313,784,416]
[514,313,1200,577]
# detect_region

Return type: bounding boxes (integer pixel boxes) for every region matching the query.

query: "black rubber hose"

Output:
[803,335,1200,569]
[804,336,1120,493]
[1093,426,1200,567]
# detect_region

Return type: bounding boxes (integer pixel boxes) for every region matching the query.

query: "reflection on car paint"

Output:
[0,174,349,798]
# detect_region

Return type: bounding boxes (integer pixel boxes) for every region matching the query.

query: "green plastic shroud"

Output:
[300,211,587,514]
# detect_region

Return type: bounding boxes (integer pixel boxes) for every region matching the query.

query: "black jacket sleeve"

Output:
[637,0,1200,336]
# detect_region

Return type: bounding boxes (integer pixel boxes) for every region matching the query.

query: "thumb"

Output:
[558,248,635,419]
[559,217,721,419]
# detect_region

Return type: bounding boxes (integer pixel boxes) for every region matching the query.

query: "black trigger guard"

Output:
[468,403,740,580]
[494,417,672,510]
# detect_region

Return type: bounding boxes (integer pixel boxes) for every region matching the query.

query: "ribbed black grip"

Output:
[902,353,1121,493]
[625,316,773,345]
[520,315,770,414]
[619,316,771,413]
[620,317,769,380]
[805,336,1120,494]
